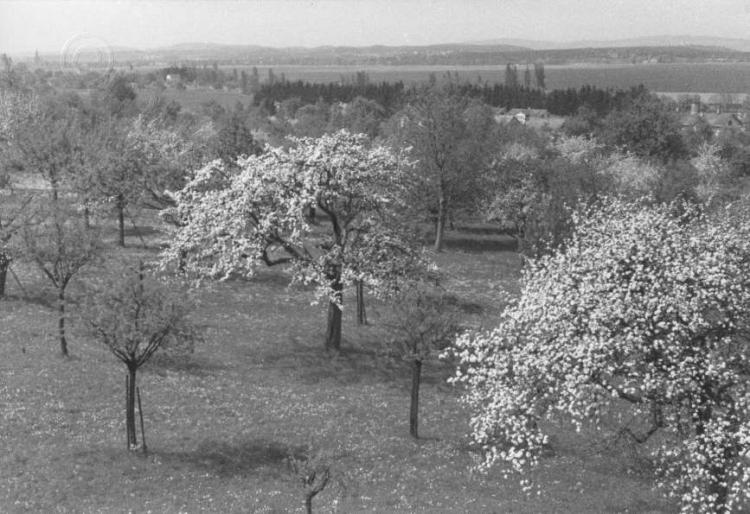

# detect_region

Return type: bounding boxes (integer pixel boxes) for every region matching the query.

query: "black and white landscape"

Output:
[1,1,749,512]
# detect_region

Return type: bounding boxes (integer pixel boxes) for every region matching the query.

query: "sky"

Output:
[2,0,750,56]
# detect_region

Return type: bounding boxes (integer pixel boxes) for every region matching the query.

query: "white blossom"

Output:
[449,198,750,513]
[162,130,427,305]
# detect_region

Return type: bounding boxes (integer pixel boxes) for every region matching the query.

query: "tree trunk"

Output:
[126,365,137,449]
[356,281,367,325]
[410,358,422,439]
[325,299,342,351]
[125,374,129,448]
[117,196,125,247]
[83,206,91,229]
[0,253,9,298]
[50,175,59,203]
[325,277,343,351]
[434,192,447,252]
[304,495,313,514]
[58,287,68,357]
[178,249,187,273]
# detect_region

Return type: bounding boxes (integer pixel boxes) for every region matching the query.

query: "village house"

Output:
[164,74,182,87]
[680,111,745,137]
[494,107,551,126]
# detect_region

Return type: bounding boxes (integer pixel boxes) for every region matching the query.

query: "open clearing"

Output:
[0,213,677,513]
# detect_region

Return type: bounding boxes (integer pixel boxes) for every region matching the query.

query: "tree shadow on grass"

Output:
[441,293,485,315]
[416,225,518,253]
[224,268,292,287]
[123,225,161,238]
[255,334,403,386]
[453,224,513,236]
[281,339,455,390]
[327,345,408,384]
[442,236,518,253]
[1,291,55,309]
[159,438,306,478]
[144,353,228,378]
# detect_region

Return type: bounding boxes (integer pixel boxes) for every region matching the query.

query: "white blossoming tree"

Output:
[163,130,425,351]
[450,198,750,513]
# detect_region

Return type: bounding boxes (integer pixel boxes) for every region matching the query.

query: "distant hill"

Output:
[143,42,533,63]
[469,35,750,52]
[28,37,750,68]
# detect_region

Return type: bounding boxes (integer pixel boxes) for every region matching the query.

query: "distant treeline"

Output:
[254,80,408,113]
[122,44,750,67]
[254,79,648,116]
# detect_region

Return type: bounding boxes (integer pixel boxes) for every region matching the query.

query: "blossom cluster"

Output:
[162,130,426,305]
[449,198,750,512]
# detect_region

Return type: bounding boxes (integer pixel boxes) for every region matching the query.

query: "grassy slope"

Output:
[0,216,676,513]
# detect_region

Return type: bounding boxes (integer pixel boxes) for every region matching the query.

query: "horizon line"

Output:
[4,33,748,58]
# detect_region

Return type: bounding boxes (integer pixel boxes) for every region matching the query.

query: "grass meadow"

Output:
[0,207,678,513]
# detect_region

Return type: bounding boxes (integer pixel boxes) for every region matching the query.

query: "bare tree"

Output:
[387,87,495,251]
[23,204,100,357]
[387,283,462,438]
[288,447,343,514]
[84,262,196,450]
[79,116,144,247]
[8,102,84,203]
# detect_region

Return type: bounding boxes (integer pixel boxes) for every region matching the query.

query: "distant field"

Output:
[213,63,750,93]
[128,63,750,114]
[139,87,253,112]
